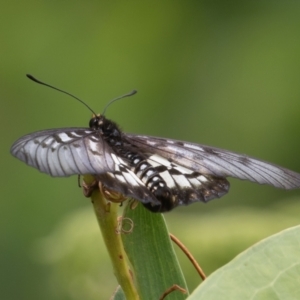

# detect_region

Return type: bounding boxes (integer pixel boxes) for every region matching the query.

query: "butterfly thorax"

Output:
[90,114,122,143]
[89,115,176,212]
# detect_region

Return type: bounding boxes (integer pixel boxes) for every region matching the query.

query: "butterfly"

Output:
[10,76,300,212]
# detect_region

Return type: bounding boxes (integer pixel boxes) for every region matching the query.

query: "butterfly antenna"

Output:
[102,89,137,116]
[26,74,97,115]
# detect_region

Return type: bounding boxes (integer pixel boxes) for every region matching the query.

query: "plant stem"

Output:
[85,176,139,300]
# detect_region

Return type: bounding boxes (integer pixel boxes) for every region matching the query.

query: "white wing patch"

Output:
[159,170,176,188]
[172,174,191,188]
[55,132,74,143]
[147,154,210,190]
[173,164,194,175]
[183,143,205,151]
[111,153,127,166]
[198,175,208,182]
[149,154,172,167]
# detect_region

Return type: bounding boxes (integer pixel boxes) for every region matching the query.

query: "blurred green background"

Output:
[2,1,300,299]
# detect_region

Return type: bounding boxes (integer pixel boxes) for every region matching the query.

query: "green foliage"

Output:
[188,225,300,300]
[34,201,300,299]
[90,200,300,299]
[120,203,188,300]
[34,202,299,300]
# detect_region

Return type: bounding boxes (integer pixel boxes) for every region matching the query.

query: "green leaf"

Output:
[111,286,126,300]
[188,225,300,300]
[121,203,189,300]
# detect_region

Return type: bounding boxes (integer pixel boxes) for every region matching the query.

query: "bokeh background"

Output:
[2,1,300,299]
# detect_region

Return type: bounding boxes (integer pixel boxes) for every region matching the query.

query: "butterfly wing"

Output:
[10,128,159,205]
[10,128,115,176]
[127,134,300,190]
[11,127,300,210]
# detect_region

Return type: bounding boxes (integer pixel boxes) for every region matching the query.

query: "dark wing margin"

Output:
[126,134,300,190]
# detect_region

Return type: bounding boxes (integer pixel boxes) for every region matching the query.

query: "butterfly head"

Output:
[89,114,104,130]
[89,114,121,139]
